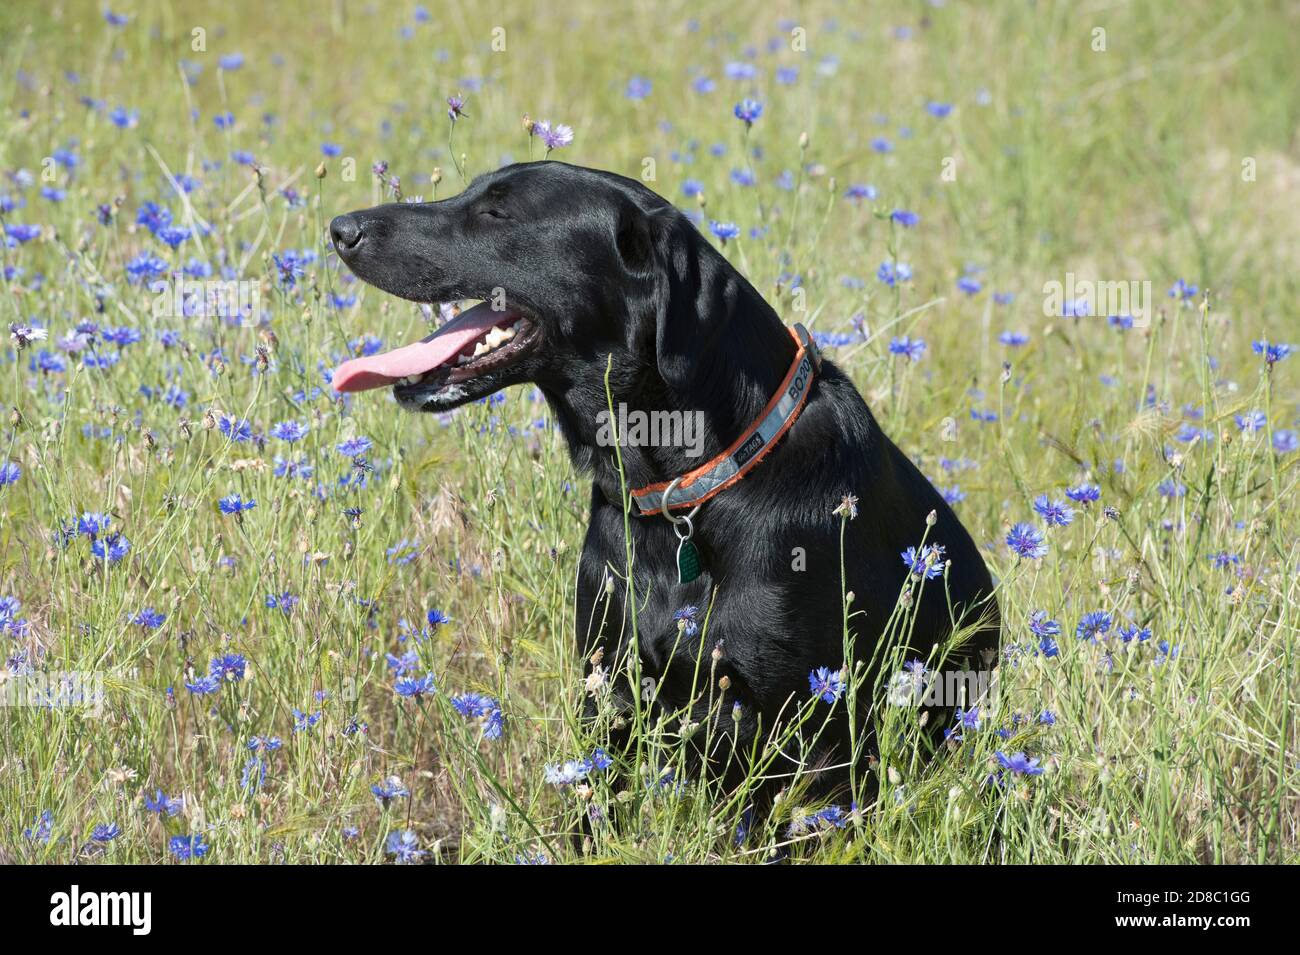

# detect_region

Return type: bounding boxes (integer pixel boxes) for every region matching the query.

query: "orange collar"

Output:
[630,323,820,516]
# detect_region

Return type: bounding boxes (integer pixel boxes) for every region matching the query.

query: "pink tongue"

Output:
[332,302,515,393]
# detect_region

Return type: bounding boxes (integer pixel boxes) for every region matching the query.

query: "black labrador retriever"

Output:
[330,161,999,805]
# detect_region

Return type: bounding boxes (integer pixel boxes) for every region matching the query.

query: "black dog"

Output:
[330,161,999,803]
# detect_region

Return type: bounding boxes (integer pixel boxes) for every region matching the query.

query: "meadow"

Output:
[0,0,1296,864]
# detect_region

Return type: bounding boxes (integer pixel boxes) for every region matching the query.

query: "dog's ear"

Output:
[639,209,737,391]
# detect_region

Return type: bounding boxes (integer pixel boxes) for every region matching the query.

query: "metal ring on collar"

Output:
[660,476,703,524]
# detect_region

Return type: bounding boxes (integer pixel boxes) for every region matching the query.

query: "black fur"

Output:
[331,161,1000,802]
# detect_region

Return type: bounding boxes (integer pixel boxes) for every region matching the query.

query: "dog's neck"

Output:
[543,294,796,509]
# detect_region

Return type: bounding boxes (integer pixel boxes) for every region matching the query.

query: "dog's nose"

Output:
[330,214,362,250]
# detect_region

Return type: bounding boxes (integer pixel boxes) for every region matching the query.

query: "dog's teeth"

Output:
[499,326,516,341]
[473,341,489,357]
[484,327,507,348]
[456,353,471,365]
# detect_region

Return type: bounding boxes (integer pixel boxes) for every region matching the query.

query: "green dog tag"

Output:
[676,538,701,584]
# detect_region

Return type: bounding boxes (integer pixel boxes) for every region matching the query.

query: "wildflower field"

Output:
[1,1,1297,865]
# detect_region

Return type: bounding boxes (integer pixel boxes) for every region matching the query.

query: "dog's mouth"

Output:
[331,300,540,407]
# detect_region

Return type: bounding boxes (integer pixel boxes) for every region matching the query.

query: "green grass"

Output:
[0,0,1296,864]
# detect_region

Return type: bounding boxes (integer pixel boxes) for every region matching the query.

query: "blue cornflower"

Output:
[844,183,878,202]
[218,415,253,442]
[24,810,53,843]
[76,511,112,538]
[451,693,504,740]
[265,592,298,614]
[1252,339,1293,364]
[673,604,700,638]
[809,666,846,704]
[995,751,1044,776]
[321,142,342,156]
[1076,611,1113,642]
[1006,523,1047,560]
[169,834,209,860]
[217,494,256,515]
[156,225,190,248]
[1065,483,1100,504]
[185,675,220,694]
[1167,279,1198,301]
[292,708,322,732]
[1028,610,1060,639]
[709,220,740,242]
[1274,430,1297,454]
[91,822,122,843]
[876,261,912,286]
[1234,410,1267,433]
[394,673,437,699]
[426,608,451,628]
[890,209,919,228]
[386,829,425,863]
[900,544,946,580]
[371,776,410,805]
[955,706,982,730]
[270,420,309,442]
[1118,624,1152,643]
[925,100,953,118]
[1157,479,1186,498]
[133,607,165,629]
[957,275,982,295]
[624,76,652,100]
[1032,495,1075,527]
[90,533,130,563]
[733,98,763,125]
[888,335,926,361]
[997,331,1029,347]
[218,53,245,70]
[209,654,247,682]
[145,790,183,816]
[0,461,21,487]
[336,435,372,457]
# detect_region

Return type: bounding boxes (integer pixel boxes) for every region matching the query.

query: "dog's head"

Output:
[329,161,753,415]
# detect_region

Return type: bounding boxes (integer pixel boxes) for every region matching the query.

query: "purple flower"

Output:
[1032,495,1075,528]
[446,94,467,122]
[888,335,926,361]
[901,544,946,580]
[386,829,425,863]
[1006,523,1047,560]
[624,76,652,100]
[1065,483,1100,504]
[1252,340,1293,365]
[532,119,574,152]
[169,833,209,860]
[708,220,739,242]
[809,666,846,704]
[995,751,1044,776]
[218,494,256,515]
[451,692,504,740]
[394,673,437,700]
[1075,611,1113,642]
[733,98,763,125]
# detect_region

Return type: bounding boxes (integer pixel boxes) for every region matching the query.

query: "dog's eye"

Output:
[479,208,510,220]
